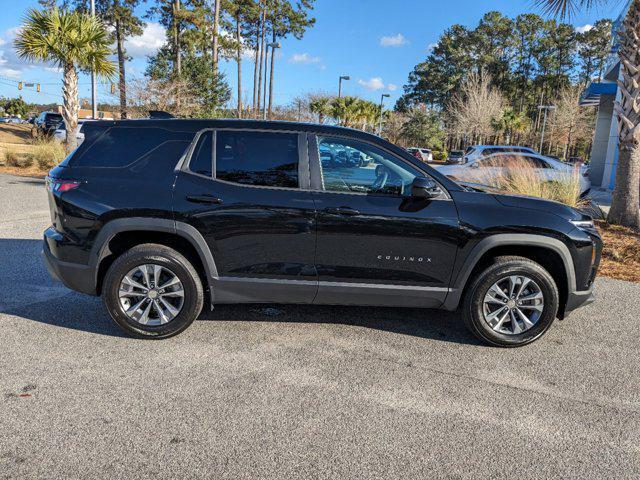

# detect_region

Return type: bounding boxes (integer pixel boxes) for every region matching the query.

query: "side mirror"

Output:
[411,176,442,199]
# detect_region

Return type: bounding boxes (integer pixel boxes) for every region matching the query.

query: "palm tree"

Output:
[309,95,333,124]
[492,108,530,144]
[536,0,639,228]
[15,8,115,153]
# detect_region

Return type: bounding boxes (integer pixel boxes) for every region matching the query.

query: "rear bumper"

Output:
[43,229,97,296]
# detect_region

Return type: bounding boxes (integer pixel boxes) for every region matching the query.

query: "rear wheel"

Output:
[462,256,559,347]
[102,244,204,339]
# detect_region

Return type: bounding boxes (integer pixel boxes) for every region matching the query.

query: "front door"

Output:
[310,135,460,307]
[173,128,317,304]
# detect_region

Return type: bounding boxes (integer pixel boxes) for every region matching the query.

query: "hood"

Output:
[457,181,587,222]
[492,193,586,222]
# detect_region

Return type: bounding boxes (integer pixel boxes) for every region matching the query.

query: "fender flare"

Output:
[442,234,575,311]
[90,217,218,291]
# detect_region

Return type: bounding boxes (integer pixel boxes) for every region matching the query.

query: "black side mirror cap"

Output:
[411,176,442,199]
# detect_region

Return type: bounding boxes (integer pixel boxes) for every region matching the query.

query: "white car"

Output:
[53,119,89,145]
[407,147,433,163]
[464,145,538,163]
[435,152,592,196]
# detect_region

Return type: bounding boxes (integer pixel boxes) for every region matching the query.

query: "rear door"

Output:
[172,128,318,304]
[309,134,460,308]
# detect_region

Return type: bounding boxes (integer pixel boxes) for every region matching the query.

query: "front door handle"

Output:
[324,206,360,216]
[186,194,223,205]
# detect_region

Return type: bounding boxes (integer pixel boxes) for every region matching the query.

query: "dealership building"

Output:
[579,2,630,190]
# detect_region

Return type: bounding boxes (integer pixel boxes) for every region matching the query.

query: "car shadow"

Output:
[1,238,479,345]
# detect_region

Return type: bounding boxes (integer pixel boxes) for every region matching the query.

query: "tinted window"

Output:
[72,127,188,168]
[189,131,213,177]
[318,136,421,196]
[215,131,298,188]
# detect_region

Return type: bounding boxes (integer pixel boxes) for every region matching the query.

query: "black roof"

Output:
[86,118,384,142]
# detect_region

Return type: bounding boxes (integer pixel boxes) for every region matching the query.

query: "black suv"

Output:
[43,120,601,346]
[32,111,63,138]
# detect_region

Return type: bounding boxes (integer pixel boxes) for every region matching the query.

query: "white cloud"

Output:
[387,83,397,92]
[358,77,385,91]
[576,24,593,34]
[380,33,408,47]
[289,53,321,64]
[0,27,28,78]
[125,22,166,58]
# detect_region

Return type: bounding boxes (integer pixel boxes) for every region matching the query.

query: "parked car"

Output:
[43,119,601,347]
[446,150,465,164]
[435,152,592,196]
[464,145,538,163]
[407,147,433,163]
[32,111,63,138]
[53,119,89,146]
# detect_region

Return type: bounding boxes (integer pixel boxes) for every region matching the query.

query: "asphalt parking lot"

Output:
[1,172,639,479]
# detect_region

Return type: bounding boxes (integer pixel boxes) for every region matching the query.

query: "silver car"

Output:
[435,152,592,196]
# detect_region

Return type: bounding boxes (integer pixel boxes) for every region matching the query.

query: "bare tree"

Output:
[447,72,505,145]
[547,85,593,159]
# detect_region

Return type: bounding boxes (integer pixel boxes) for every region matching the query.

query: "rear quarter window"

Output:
[70,126,191,169]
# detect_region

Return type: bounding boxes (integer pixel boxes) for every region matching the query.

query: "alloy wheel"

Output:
[118,264,185,326]
[482,275,544,335]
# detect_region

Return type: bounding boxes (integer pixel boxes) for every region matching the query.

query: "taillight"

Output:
[46,177,81,193]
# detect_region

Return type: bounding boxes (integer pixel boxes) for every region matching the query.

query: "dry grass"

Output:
[472,156,585,207]
[31,139,66,170]
[0,138,65,174]
[0,123,32,144]
[596,221,640,283]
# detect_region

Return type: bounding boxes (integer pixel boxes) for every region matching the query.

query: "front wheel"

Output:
[462,256,559,347]
[102,244,204,339]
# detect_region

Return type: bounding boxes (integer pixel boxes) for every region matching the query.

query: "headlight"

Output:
[570,219,595,230]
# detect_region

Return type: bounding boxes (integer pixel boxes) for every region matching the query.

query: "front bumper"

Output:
[563,285,596,317]
[43,232,97,296]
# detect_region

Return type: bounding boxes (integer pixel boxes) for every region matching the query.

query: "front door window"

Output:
[317,136,421,196]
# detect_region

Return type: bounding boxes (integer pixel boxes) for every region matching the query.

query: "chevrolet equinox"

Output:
[43,119,601,346]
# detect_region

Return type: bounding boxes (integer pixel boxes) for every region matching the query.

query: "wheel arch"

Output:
[90,218,218,299]
[443,234,575,316]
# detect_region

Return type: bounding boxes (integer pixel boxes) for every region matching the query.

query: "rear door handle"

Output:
[324,206,360,216]
[186,194,223,205]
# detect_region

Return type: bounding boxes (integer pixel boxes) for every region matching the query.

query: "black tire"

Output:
[102,244,204,339]
[462,256,559,347]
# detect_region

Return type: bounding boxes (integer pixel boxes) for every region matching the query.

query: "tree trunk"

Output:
[252,17,260,113]
[236,15,243,118]
[62,64,79,154]
[173,0,181,76]
[267,28,276,119]
[257,6,266,116]
[212,0,221,73]
[609,0,640,228]
[115,20,128,119]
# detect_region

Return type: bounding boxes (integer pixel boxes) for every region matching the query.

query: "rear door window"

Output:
[215,130,299,188]
[188,131,213,177]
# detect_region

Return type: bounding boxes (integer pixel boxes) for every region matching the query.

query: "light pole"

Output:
[338,75,350,98]
[90,0,97,119]
[264,41,281,120]
[537,105,556,153]
[378,93,390,136]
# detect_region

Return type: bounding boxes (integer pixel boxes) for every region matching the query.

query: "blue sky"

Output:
[0,0,621,108]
